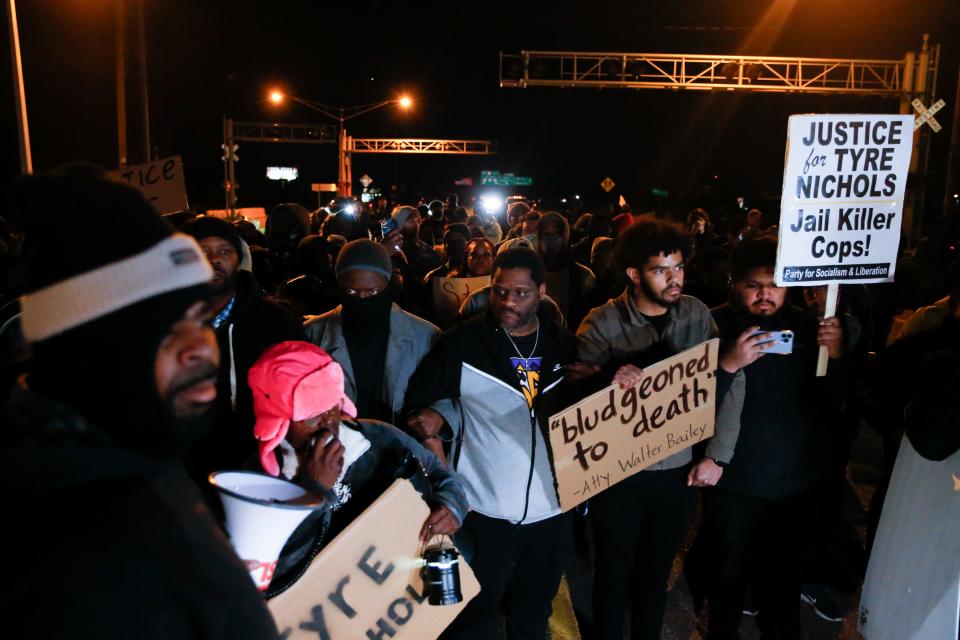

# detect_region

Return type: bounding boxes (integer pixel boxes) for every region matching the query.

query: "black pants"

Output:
[440,511,574,640]
[701,485,822,640]
[589,466,697,640]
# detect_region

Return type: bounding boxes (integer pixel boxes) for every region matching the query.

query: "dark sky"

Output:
[2,0,958,219]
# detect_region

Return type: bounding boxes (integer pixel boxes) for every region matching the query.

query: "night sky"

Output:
[2,0,958,221]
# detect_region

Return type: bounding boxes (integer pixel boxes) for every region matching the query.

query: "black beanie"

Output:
[335,239,393,280]
[14,169,213,343]
[182,215,243,256]
[14,171,177,293]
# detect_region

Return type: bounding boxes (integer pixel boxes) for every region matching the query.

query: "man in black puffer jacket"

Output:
[2,170,278,639]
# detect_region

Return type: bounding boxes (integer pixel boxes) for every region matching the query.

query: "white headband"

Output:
[21,233,213,343]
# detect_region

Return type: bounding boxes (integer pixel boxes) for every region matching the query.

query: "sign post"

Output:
[547,339,718,510]
[775,114,913,375]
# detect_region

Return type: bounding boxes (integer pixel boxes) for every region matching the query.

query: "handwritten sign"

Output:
[431,275,489,327]
[269,479,480,639]
[548,339,718,510]
[775,114,912,285]
[108,155,189,215]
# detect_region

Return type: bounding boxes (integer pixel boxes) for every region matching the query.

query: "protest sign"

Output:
[108,156,189,215]
[547,339,718,511]
[775,114,912,286]
[269,479,480,640]
[431,275,490,326]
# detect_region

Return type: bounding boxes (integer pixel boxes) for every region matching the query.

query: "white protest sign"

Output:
[269,479,480,639]
[108,155,189,215]
[547,339,718,511]
[775,114,913,286]
[431,275,490,327]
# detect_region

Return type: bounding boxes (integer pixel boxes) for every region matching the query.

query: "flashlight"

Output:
[421,546,463,606]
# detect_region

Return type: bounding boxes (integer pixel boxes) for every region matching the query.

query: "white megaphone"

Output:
[209,470,326,591]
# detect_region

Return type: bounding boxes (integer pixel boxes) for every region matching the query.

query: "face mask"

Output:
[340,291,392,329]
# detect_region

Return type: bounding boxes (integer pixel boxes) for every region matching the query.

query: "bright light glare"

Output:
[398,95,413,109]
[480,194,503,212]
[269,90,284,104]
[344,203,356,216]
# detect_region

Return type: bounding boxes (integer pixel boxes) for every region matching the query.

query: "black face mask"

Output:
[340,291,393,331]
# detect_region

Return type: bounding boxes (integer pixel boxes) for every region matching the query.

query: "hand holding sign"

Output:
[612,364,644,389]
[817,316,843,360]
[269,480,479,640]
[548,340,719,510]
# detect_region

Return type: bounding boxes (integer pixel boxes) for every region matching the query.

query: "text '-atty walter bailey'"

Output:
[547,339,718,511]
[775,114,912,286]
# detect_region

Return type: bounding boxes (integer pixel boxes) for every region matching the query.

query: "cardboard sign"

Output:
[548,339,718,511]
[774,114,912,286]
[269,479,480,639]
[431,276,490,326]
[108,156,189,215]
[859,438,960,639]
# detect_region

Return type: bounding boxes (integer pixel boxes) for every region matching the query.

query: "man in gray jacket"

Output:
[304,239,440,431]
[404,249,580,640]
[572,218,743,640]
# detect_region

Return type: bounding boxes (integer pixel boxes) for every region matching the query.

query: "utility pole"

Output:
[115,0,151,166]
[7,0,31,174]
[943,64,960,215]
[115,0,127,166]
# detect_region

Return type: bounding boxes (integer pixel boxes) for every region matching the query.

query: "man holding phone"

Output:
[699,235,848,640]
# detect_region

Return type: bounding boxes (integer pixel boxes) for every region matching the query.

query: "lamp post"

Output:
[269,91,412,196]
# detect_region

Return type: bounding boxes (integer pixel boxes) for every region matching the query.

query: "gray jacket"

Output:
[304,303,440,425]
[577,291,744,468]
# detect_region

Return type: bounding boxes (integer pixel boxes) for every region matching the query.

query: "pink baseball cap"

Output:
[247,341,357,476]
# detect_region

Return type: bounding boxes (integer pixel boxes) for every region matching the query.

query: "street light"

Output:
[268,90,413,196]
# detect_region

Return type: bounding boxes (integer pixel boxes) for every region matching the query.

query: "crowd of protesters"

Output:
[1,164,958,639]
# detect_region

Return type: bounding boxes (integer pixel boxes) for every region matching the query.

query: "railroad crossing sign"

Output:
[912,98,945,132]
[600,176,615,192]
[359,174,373,188]
[221,143,239,162]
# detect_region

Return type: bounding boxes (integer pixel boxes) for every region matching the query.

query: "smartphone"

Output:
[380,217,398,238]
[751,329,794,355]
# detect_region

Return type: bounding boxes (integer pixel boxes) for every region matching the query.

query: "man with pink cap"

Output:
[247,340,468,596]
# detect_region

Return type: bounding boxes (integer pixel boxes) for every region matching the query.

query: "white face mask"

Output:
[337,422,371,473]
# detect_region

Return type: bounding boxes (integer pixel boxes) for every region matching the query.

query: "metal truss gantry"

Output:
[223,118,495,208]
[499,51,932,97]
[231,121,338,144]
[349,138,494,154]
